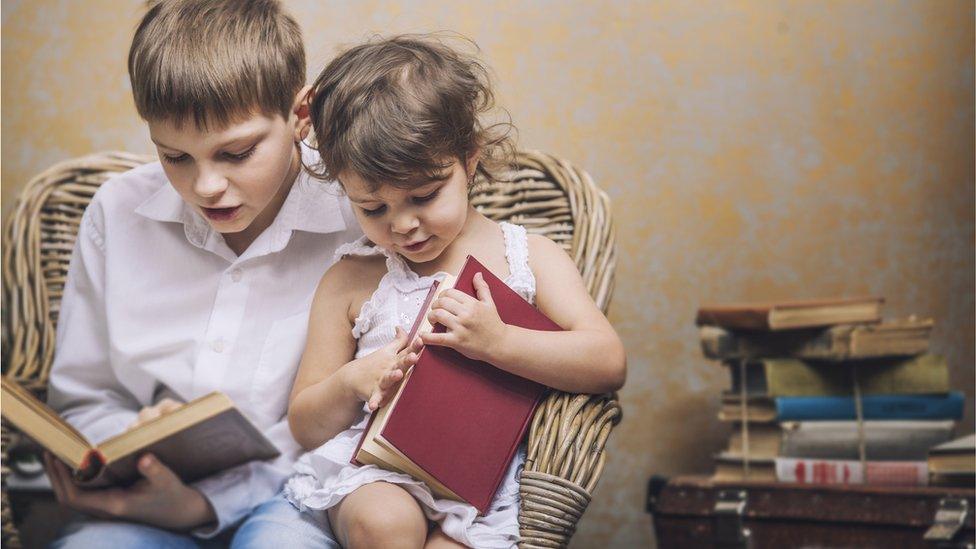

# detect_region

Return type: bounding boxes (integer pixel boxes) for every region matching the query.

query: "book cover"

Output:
[721,392,964,422]
[695,297,883,331]
[728,420,955,461]
[0,378,279,487]
[928,434,976,475]
[775,457,928,486]
[727,354,949,397]
[377,256,558,514]
[773,393,964,422]
[699,317,932,361]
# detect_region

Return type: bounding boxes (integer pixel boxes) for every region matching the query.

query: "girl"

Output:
[286,35,626,549]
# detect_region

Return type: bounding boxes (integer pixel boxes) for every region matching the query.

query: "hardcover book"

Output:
[719,392,965,422]
[699,317,933,360]
[695,297,883,331]
[727,420,955,461]
[0,378,279,487]
[353,256,557,514]
[775,457,928,486]
[928,434,975,487]
[726,354,949,397]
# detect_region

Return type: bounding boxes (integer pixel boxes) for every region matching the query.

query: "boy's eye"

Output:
[224,146,256,162]
[361,205,386,217]
[162,153,190,165]
[412,189,440,204]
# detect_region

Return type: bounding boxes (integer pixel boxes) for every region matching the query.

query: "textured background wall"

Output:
[2,1,973,546]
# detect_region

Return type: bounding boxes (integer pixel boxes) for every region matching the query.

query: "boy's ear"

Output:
[292,85,313,142]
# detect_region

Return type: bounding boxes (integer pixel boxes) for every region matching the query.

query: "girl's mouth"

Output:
[202,206,241,222]
[404,237,431,252]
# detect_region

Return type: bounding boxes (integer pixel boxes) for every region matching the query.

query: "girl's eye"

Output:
[163,153,190,165]
[361,205,387,217]
[224,147,256,162]
[412,189,440,204]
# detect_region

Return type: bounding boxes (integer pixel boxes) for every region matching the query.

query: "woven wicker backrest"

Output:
[471,150,616,313]
[1,152,154,393]
[0,149,620,548]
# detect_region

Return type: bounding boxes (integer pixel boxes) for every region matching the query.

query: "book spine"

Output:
[780,421,955,461]
[763,354,949,397]
[775,457,928,486]
[775,393,965,421]
[701,326,839,360]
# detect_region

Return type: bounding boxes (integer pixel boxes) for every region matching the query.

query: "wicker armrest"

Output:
[518,391,622,548]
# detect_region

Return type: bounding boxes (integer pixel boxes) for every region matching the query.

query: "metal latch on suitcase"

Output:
[923,497,971,548]
[714,490,753,549]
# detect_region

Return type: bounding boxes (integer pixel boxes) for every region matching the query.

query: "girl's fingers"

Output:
[397,352,417,371]
[472,272,494,305]
[427,309,460,331]
[432,295,466,316]
[420,331,452,347]
[440,289,474,304]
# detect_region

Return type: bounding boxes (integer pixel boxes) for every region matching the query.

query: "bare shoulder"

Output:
[526,233,576,272]
[315,254,387,322]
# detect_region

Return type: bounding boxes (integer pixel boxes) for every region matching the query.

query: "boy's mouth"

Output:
[202,206,242,222]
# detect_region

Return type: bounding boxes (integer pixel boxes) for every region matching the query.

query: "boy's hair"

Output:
[307,34,515,190]
[128,0,305,129]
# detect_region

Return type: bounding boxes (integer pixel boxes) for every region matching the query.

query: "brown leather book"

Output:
[695,297,884,331]
[700,317,933,360]
[1,378,279,487]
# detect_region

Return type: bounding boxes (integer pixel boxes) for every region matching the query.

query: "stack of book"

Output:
[696,297,964,486]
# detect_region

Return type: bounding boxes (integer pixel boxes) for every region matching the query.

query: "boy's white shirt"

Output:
[46,144,363,536]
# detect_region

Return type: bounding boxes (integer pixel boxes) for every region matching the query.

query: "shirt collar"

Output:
[134,145,348,250]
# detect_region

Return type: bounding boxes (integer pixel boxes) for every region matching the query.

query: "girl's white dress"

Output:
[285,222,535,549]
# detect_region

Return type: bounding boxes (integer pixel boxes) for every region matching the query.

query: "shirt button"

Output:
[231,268,243,282]
[211,339,225,353]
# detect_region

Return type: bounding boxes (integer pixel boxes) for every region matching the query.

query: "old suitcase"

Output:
[647,475,975,548]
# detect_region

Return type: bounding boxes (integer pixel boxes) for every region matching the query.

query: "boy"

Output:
[42,1,361,546]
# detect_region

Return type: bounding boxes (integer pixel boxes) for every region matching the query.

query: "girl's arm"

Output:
[423,235,626,394]
[288,258,418,450]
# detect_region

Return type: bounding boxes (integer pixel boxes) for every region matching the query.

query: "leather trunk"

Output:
[647,475,975,548]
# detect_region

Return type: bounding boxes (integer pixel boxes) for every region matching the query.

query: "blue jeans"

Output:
[50,494,338,548]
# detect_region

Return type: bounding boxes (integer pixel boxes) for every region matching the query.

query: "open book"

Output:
[1,378,279,487]
[353,255,558,514]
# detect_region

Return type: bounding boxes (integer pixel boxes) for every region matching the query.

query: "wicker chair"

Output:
[1,150,622,548]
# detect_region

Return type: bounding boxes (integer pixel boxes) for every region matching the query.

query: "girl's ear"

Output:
[291,85,313,142]
[465,148,482,181]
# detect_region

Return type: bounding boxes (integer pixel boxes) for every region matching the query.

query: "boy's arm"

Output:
[47,203,142,441]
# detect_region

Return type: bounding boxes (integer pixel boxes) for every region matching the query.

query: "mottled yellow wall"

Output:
[3,1,974,547]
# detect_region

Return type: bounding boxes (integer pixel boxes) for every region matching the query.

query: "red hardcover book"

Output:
[353,255,557,514]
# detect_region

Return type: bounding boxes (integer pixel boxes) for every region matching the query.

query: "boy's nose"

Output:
[193,167,229,199]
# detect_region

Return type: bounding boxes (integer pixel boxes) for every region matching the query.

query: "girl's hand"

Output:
[421,272,508,363]
[342,326,422,412]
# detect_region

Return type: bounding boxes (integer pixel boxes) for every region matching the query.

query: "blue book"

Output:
[776,392,965,421]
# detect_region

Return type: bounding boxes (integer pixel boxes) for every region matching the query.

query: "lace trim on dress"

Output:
[500,222,536,303]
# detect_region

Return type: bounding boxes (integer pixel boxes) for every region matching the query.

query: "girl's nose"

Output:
[391,212,420,235]
[193,166,229,199]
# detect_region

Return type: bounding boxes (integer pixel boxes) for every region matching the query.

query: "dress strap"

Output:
[333,236,384,262]
[500,222,536,303]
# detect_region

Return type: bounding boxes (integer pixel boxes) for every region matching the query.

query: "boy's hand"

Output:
[43,452,216,531]
[342,326,422,412]
[421,272,508,363]
[127,398,183,430]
